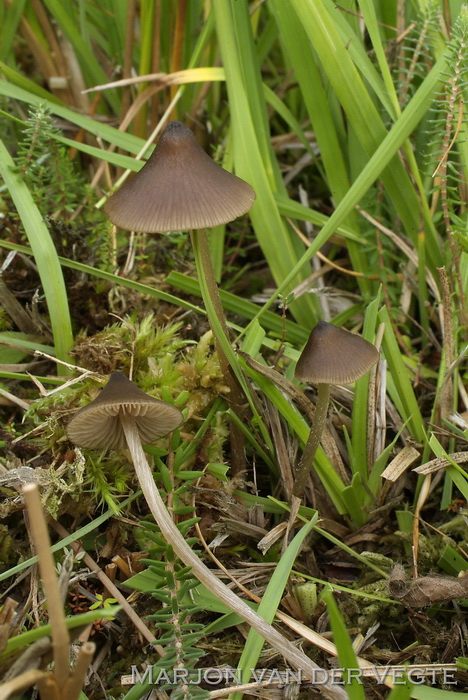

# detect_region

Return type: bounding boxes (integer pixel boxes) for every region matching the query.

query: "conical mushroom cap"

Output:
[105,121,256,232]
[67,372,183,450]
[295,321,379,385]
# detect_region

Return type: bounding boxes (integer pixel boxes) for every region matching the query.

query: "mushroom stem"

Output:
[190,227,247,473]
[190,228,231,342]
[293,383,330,498]
[118,412,344,696]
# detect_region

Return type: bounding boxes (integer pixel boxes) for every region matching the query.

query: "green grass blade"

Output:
[378,306,426,443]
[411,688,464,700]
[240,50,446,334]
[0,0,27,62]
[213,0,317,326]
[0,607,120,658]
[191,232,272,448]
[0,239,204,315]
[0,77,144,152]
[386,682,412,699]
[351,291,382,477]
[322,589,365,699]
[0,107,142,169]
[0,139,73,373]
[322,0,397,118]
[0,332,55,356]
[240,357,348,514]
[289,0,433,258]
[233,513,318,696]
[269,0,371,295]
[356,0,401,117]
[0,60,63,104]
[166,271,307,344]
[0,492,139,584]
[275,195,364,243]
[41,0,120,113]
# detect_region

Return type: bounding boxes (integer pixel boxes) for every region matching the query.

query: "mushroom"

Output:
[104,121,256,471]
[104,122,254,389]
[66,372,346,694]
[104,121,255,233]
[66,371,183,450]
[293,321,379,498]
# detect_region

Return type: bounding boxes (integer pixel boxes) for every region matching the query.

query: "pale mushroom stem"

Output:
[118,412,346,697]
[293,383,331,498]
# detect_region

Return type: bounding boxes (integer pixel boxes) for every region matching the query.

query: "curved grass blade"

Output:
[232,514,318,698]
[0,139,73,374]
[322,589,365,700]
[239,50,446,336]
[214,0,318,326]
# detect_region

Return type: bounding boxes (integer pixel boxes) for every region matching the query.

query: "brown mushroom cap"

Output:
[67,372,183,450]
[295,321,379,385]
[105,121,256,232]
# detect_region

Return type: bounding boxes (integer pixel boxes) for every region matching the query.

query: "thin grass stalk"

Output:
[135,0,156,137]
[323,590,366,700]
[269,0,371,297]
[191,229,273,450]
[377,306,426,443]
[148,0,162,129]
[0,0,27,62]
[22,484,70,687]
[0,78,144,151]
[41,0,119,112]
[289,0,434,261]
[169,0,186,113]
[120,0,136,121]
[351,296,381,478]
[232,514,318,698]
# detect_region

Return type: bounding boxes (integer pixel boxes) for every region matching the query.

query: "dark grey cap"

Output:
[105,121,255,232]
[295,321,379,385]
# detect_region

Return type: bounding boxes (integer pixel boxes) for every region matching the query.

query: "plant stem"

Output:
[190,228,247,473]
[190,229,232,351]
[119,413,346,698]
[63,641,96,700]
[293,383,331,498]
[22,484,70,687]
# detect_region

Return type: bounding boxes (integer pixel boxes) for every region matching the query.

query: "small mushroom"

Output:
[105,121,255,233]
[104,123,255,355]
[66,373,339,687]
[104,122,256,472]
[66,371,183,450]
[293,321,379,498]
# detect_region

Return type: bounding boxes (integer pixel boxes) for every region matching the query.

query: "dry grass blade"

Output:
[49,520,162,654]
[22,484,70,688]
[0,670,46,700]
[413,451,468,475]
